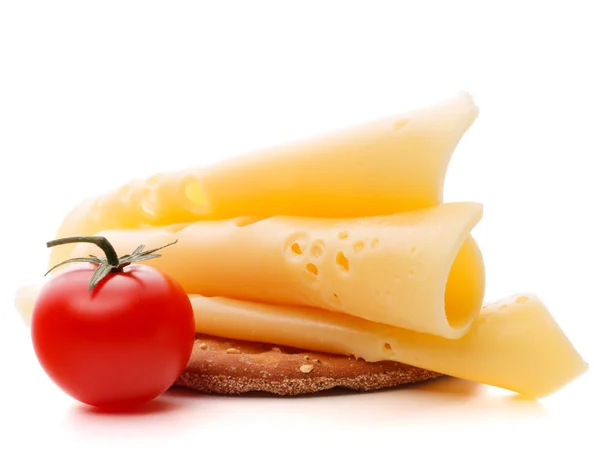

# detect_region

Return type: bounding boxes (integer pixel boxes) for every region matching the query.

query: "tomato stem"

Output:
[47,236,120,267]
[45,237,178,291]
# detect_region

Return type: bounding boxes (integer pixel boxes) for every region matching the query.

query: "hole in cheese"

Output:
[383,343,392,351]
[370,238,379,249]
[394,118,409,130]
[352,241,365,253]
[305,263,319,276]
[183,178,210,213]
[338,231,349,240]
[284,233,309,261]
[336,252,350,272]
[444,236,485,332]
[140,188,156,216]
[310,240,325,258]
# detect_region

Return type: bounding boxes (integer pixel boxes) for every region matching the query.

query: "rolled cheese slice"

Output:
[14,286,587,398]
[49,92,478,267]
[67,202,485,339]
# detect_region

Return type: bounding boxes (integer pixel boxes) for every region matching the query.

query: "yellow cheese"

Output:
[49,92,478,267]
[68,202,485,338]
[14,286,587,398]
[14,283,40,326]
[187,293,587,398]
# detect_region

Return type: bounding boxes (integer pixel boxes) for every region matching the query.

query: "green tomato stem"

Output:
[47,236,120,267]
[45,237,177,291]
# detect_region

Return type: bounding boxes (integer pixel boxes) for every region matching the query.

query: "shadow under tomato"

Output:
[66,391,209,436]
[72,398,185,416]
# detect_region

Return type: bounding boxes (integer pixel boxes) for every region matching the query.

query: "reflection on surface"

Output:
[66,375,546,436]
[395,376,546,417]
[410,375,484,395]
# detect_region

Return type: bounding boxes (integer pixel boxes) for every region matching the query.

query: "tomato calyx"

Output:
[45,236,178,291]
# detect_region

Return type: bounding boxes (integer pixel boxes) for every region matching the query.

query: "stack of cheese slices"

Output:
[15,92,587,398]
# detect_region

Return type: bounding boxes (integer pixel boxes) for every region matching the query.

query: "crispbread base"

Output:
[174,334,442,396]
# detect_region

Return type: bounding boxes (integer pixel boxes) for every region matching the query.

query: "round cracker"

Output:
[174,334,442,396]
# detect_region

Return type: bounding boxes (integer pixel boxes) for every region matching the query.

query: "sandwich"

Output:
[14,92,588,399]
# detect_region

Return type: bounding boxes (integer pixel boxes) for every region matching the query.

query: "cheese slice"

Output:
[189,293,587,398]
[14,283,40,327]
[67,202,485,339]
[14,286,587,398]
[49,92,478,267]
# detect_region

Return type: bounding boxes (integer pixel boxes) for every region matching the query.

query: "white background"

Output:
[0,1,598,456]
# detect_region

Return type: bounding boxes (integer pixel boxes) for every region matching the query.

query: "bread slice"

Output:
[174,334,442,396]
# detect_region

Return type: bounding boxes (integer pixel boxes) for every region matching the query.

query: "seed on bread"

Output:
[300,364,315,373]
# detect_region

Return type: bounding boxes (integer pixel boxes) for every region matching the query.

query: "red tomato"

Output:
[31,262,195,409]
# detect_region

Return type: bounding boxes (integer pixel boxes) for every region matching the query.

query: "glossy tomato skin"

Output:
[31,263,195,409]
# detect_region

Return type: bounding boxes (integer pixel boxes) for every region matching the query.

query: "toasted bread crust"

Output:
[174,334,442,395]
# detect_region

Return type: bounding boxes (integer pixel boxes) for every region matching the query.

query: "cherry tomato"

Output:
[31,245,195,409]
